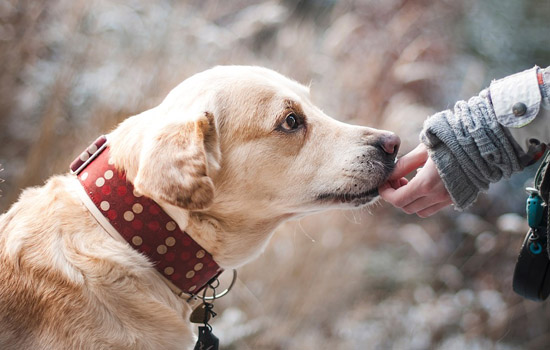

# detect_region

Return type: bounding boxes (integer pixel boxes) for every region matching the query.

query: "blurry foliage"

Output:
[462,0,550,80]
[1,0,550,349]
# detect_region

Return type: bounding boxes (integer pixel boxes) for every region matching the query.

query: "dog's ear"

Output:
[133,112,220,210]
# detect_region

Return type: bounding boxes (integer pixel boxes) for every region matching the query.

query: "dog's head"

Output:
[109,66,399,264]
[112,66,399,215]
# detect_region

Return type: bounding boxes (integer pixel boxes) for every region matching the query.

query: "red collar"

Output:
[70,136,223,296]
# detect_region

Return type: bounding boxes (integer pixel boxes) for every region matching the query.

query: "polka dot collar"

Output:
[71,136,223,296]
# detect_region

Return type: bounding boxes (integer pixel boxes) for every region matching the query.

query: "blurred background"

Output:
[1,0,550,348]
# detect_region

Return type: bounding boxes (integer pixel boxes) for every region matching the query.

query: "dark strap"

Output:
[512,147,550,301]
[537,150,550,203]
[534,149,550,258]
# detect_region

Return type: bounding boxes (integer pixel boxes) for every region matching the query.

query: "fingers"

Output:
[388,144,429,180]
[379,178,423,208]
[380,155,453,217]
[378,143,427,195]
[417,200,453,218]
[401,193,452,216]
[381,163,434,207]
[381,185,452,217]
[388,177,408,190]
[402,196,439,215]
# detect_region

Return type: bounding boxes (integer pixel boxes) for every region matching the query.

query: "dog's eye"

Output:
[281,113,300,131]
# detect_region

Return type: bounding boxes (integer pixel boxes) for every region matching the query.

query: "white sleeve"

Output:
[507,108,550,150]
[489,66,550,151]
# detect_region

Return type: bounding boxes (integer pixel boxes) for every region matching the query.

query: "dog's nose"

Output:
[378,133,401,157]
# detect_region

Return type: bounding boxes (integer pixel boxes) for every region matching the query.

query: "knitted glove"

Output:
[420,92,525,210]
[421,66,549,210]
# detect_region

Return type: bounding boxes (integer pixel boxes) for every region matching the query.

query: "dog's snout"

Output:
[378,133,401,157]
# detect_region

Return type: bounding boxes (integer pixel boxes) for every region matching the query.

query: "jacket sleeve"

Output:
[419,66,549,210]
[502,67,550,153]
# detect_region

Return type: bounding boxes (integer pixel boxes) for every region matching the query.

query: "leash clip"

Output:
[187,269,237,302]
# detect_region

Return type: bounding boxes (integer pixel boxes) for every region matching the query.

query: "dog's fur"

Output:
[0,66,398,349]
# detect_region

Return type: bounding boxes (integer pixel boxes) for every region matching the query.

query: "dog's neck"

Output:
[184,208,291,269]
[162,193,291,268]
[71,137,223,296]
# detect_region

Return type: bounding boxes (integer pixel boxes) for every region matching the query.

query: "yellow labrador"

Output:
[0,66,399,350]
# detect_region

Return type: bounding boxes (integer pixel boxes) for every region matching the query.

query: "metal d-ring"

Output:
[202,269,237,301]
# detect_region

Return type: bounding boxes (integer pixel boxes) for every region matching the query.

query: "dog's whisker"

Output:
[297,219,316,243]
[0,165,4,197]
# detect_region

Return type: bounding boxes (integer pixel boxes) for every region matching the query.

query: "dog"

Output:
[0,66,400,349]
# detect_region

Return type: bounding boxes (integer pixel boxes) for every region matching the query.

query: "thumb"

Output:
[389,143,429,180]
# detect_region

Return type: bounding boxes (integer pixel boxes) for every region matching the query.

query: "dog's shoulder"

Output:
[0,175,195,349]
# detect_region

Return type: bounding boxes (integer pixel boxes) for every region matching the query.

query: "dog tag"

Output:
[190,303,211,324]
[193,326,219,350]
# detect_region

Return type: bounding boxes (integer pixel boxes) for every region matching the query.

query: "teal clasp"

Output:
[526,187,545,229]
[529,242,543,255]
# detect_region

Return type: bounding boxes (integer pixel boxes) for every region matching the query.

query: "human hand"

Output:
[379,144,453,217]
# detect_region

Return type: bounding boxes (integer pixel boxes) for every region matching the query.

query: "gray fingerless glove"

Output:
[420,91,525,210]
[420,66,550,210]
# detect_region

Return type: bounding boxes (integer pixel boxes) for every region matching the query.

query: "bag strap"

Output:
[534,148,550,258]
[536,149,550,203]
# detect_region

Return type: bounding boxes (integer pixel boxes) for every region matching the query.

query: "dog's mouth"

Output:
[316,187,380,206]
[315,159,395,207]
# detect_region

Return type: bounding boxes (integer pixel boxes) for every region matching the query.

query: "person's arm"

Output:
[380,66,550,216]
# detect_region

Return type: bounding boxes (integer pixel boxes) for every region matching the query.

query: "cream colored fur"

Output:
[0,66,397,349]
